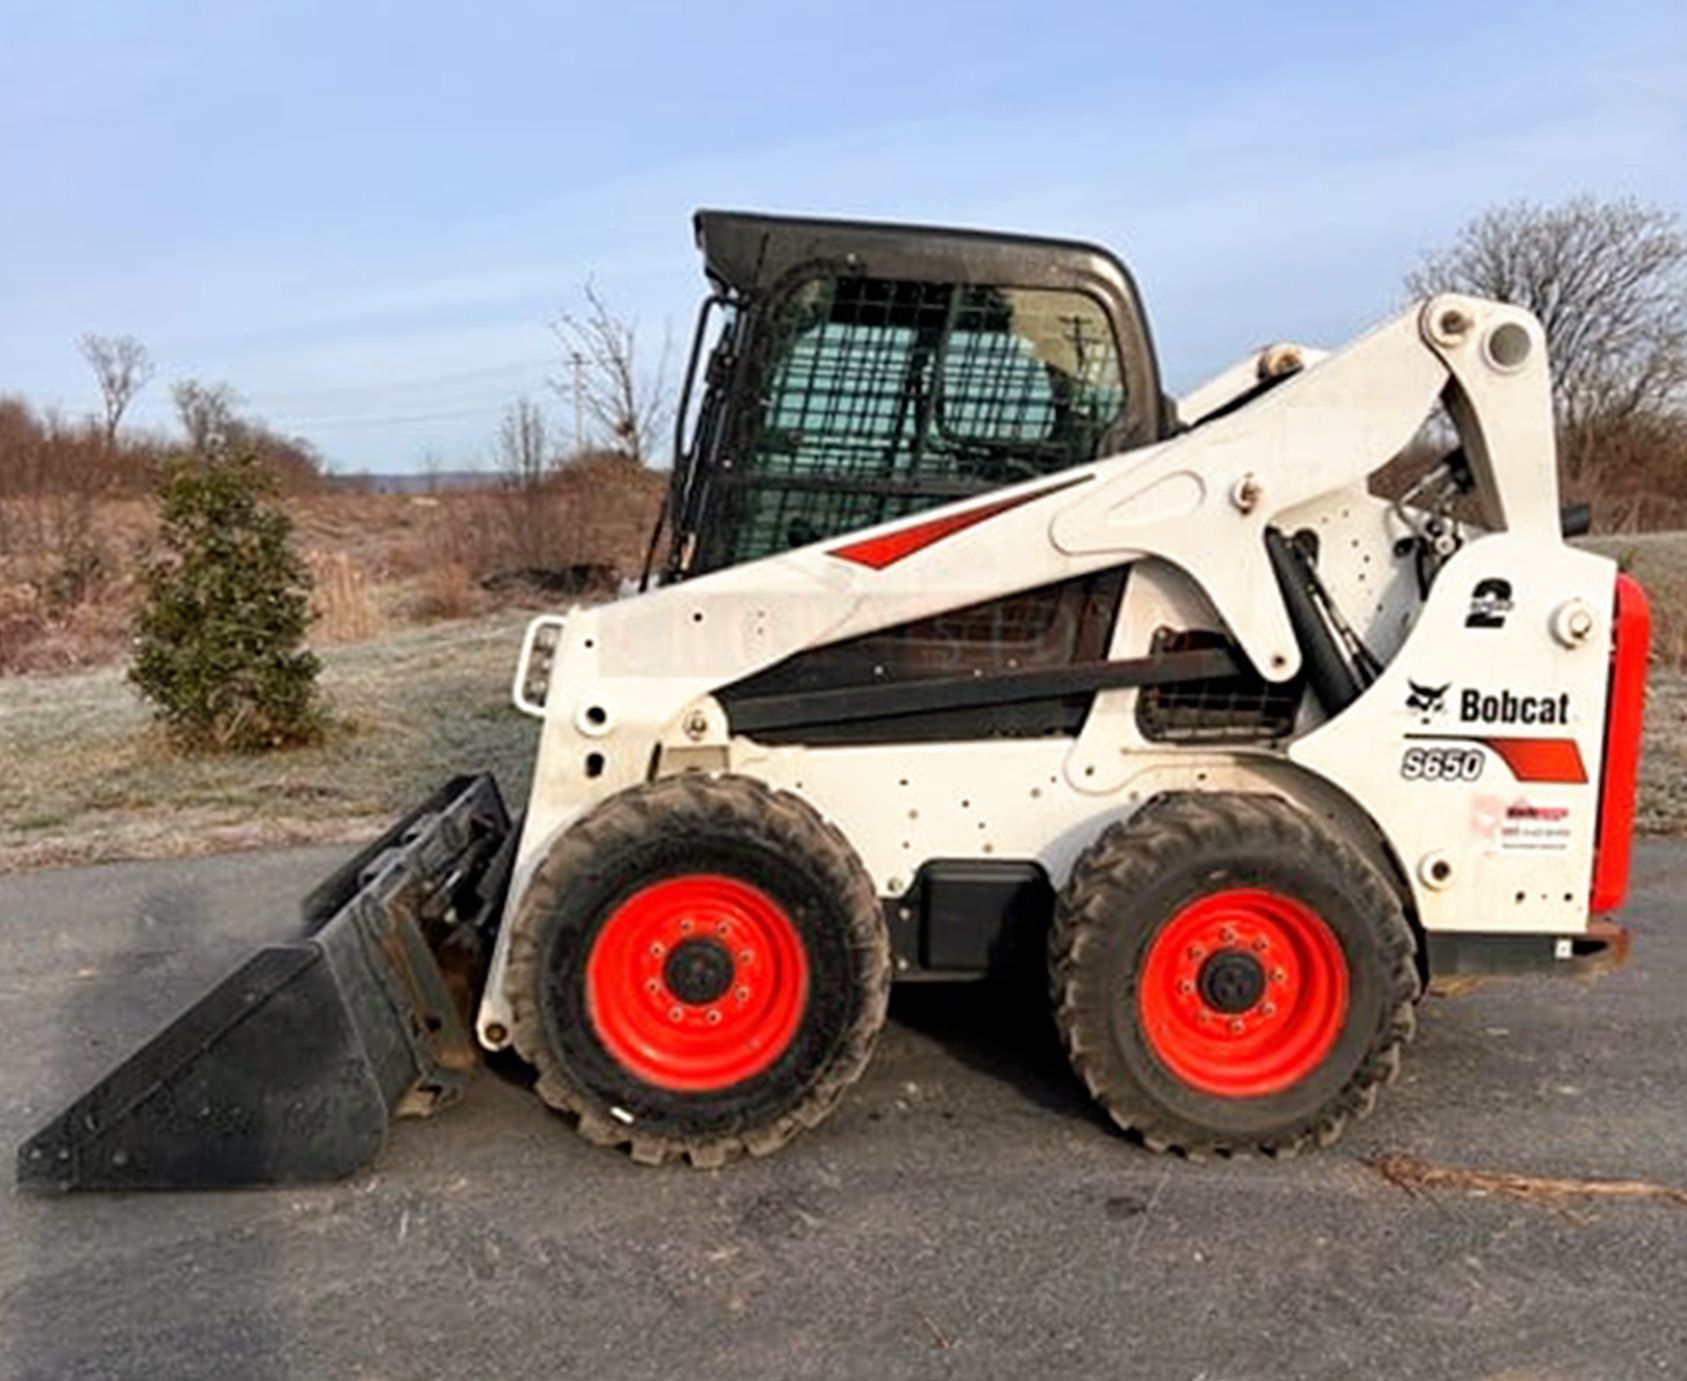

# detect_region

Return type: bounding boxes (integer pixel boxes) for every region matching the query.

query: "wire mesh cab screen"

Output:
[1136,628,1304,743]
[700,274,1128,569]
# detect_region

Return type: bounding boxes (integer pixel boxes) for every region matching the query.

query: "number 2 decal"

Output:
[1401,746,1485,782]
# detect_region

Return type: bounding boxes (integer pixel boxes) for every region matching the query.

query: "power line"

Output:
[275,399,529,430]
[245,357,555,411]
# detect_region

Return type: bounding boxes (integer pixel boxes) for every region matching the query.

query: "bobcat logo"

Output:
[1406,680,1450,715]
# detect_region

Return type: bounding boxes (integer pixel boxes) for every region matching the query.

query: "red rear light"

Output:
[1591,574,1650,912]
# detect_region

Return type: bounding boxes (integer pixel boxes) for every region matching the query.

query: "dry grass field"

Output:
[0,460,665,676]
[0,613,540,870]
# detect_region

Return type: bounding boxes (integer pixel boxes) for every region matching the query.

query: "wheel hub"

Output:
[1197,951,1266,1013]
[663,939,735,1005]
[1137,888,1350,1098]
[585,874,810,1092]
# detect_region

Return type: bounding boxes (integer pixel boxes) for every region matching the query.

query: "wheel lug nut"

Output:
[645,979,660,995]
[668,1007,684,1022]
[706,1009,722,1025]
[1271,968,1287,984]
[1219,927,1236,944]
[649,942,665,957]
[679,919,694,934]
[1253,938,1269,953]
[1229,1018,1245,1034]
[716,922,731,936]
[1178,980,1195,995]
[1261,1002,1277,1017]
[1187,945,1204,961]
[735,987,750,1003]
[738,950,753,965]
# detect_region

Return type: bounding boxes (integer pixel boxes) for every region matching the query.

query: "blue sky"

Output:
[2,0,1682,473]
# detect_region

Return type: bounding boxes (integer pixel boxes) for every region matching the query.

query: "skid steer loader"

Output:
[19,211,1650,1189]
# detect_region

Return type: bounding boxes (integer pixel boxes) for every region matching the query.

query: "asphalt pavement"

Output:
[1,842,1682,1381]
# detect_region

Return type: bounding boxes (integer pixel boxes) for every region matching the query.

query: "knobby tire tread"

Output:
[1050,792,1419,1157]
[504,773,891,1168]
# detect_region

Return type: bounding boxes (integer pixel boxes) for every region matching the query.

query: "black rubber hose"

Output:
[1264,527,1362,715]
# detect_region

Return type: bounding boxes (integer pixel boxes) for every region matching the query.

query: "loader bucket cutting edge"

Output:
[17,775,514,1193]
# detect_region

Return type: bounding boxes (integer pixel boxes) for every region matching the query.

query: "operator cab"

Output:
[658,210,1168,583]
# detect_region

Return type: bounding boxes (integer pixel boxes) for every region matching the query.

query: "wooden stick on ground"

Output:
[1367,1152,1687,1209]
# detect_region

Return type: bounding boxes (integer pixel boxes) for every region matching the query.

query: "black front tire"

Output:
[504,774,891,1167]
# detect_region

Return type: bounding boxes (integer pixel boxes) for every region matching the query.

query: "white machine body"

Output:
[478,294,1628,1049]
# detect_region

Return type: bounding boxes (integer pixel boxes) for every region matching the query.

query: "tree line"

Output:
[1405,195,1687,528]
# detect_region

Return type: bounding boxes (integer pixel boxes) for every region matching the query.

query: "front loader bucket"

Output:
[17,775,514,1192]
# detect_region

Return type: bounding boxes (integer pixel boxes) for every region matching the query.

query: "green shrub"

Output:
[130,452,324,752]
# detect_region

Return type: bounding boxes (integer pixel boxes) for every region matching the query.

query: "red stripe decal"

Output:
[1482,737,1588,785]
[828,475,1089,571]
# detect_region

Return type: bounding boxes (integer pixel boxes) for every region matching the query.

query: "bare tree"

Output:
[171,380,241,455]
[493,397,563,568]
[1406,197,1687,482]
[550,282,672,466]
[496,396,553,490]
[79,333,153,449]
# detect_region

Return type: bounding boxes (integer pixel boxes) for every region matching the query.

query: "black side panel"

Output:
[719,568,1128,745]
[899,860,1055,976]
[1425,930,1627,979]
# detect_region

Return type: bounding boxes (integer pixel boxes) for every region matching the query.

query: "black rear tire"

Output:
[504,774,891,1167]
[1050,792,1419,1155]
